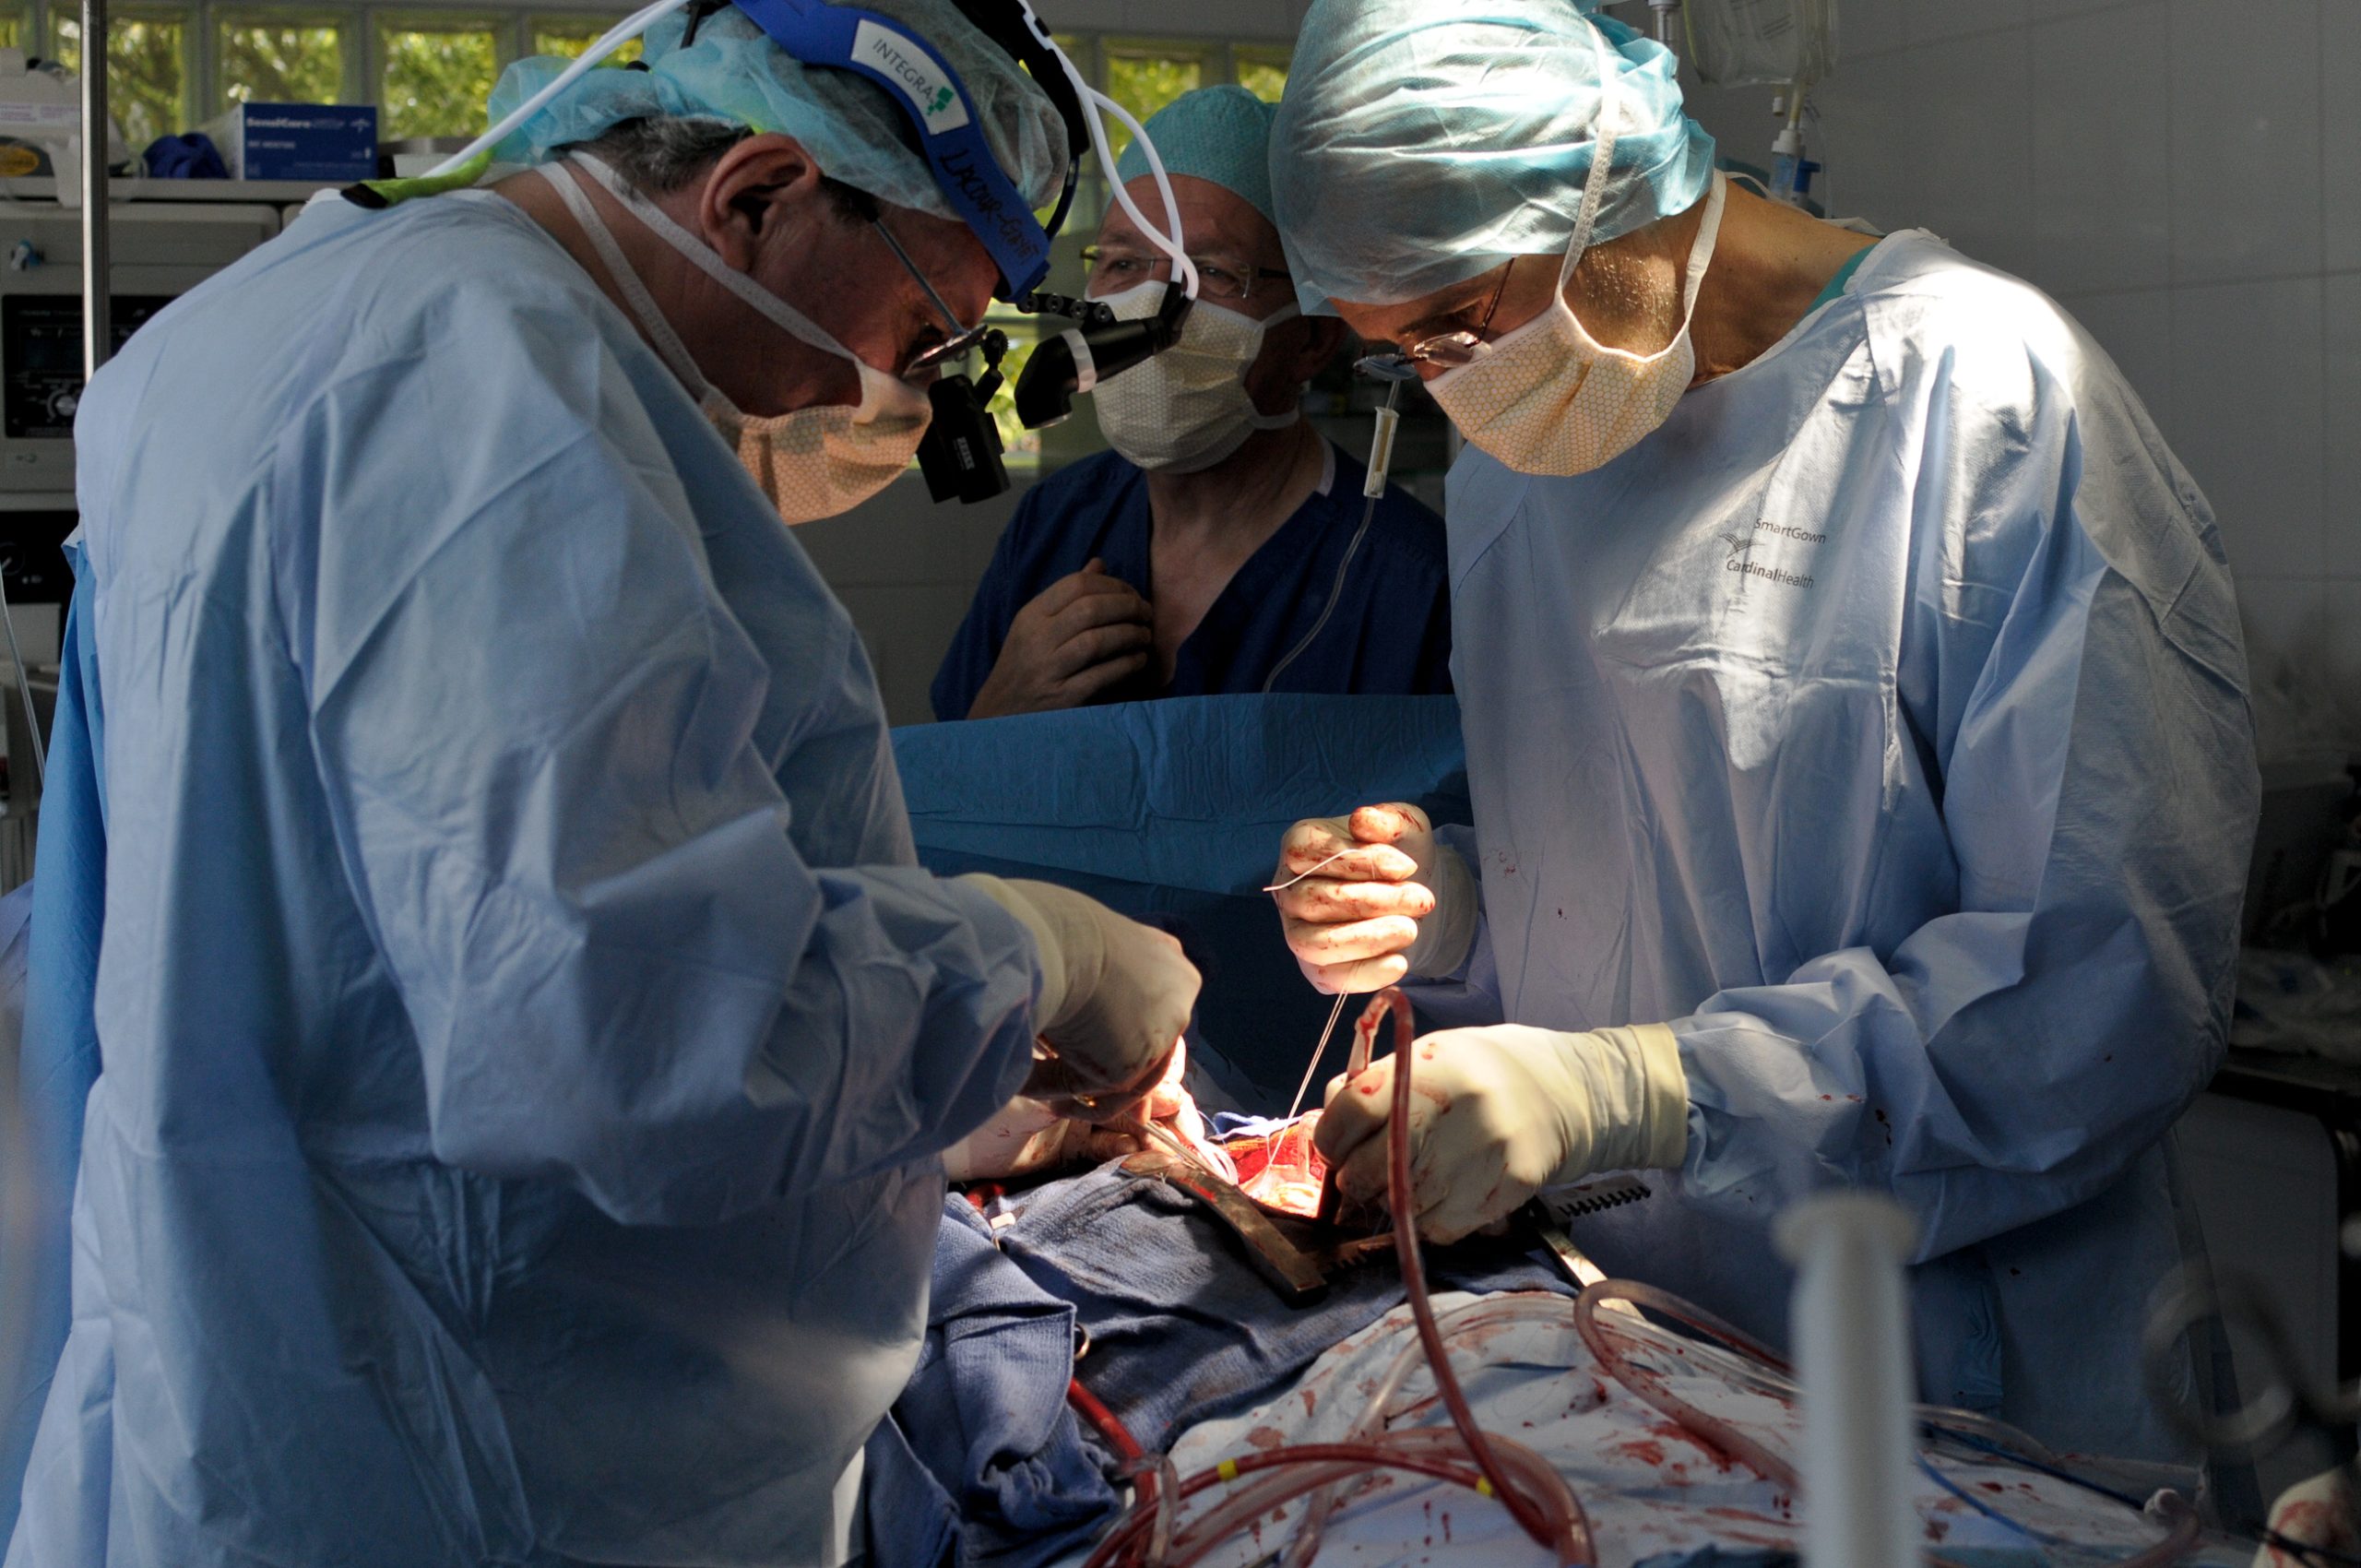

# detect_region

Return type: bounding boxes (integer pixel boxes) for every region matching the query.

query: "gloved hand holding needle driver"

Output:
[946,875,1203,1179]
[943,1039,1216,1182]
[1274,805,1688,1241]
[1272,803,1473,992]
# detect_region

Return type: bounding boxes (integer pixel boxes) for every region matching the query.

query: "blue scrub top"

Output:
[931,441,1453,721]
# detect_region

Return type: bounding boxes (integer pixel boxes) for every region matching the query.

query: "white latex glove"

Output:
[962,874,1200,1119]
[2252,1465,2357,1567]
[1270,803,1477,993]
[1312,1023,1689,1242]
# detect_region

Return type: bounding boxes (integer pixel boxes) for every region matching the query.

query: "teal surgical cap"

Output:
[1270,0,1715,312]
[484,0,1069,217]
[1114,85,1278,228]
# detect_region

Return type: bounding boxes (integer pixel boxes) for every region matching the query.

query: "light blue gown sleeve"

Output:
[1669,363,2256,1264]
[269,296,1039,1228]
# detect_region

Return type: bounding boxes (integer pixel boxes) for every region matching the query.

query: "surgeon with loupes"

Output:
[1266,0,2257,1462]
[932,85,1453,721]
[2,3,1203,1563]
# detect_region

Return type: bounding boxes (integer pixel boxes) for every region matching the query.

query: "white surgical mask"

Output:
[1089,282,1299,473]
[540,154,931,525]
[1429,33,1727,478]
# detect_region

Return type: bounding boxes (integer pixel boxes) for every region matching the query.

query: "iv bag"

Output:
[1685,0,1837,87]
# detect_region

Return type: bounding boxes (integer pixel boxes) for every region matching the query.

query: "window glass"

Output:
[981,312,1041,470]
[1233,52,1288,103]
[219,16,344,104]
[378,16,500,140]
[1100,50,1201,164]
[0,10,26,50]
[54,11,187,149]
[530,20,641,64]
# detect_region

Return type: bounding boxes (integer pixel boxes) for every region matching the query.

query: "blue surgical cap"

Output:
[1270,1,1715,312]
[485,0,1069,217]
[1114,85,1278,228]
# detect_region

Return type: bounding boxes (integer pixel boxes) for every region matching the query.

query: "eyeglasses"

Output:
[871,218,993,375]
[1362,258,1519,378]
[1080,244,1292,304]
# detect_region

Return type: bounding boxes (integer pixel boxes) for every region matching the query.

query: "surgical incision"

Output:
[1223,1114,1330,1218]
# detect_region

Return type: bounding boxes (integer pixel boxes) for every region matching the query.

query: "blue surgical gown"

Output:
[1418,232,2256,1460]
[1,552,105,1549]
[6,188,1043,1566]
[930,443,1453,721]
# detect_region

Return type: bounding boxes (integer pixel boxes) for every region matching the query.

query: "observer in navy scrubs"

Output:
[931,87,1453,721]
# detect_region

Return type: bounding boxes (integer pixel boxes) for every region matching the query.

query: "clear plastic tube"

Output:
[1084,1200,2196,1568]
[1081,1455,1460,1568]
[1283,1293,1577,1566]
[1165,1456,1452,1567]
[1364,990,1577,1555]
[1077,992,1592,1568]
[1048,52,1198,300]
[1572,1278,1799,1490]
[1170,1438,1575,1568]
[1253,992,1587,1565]
[1143,1453,1180,1568]
[1086,1432,1583,1568]
[1354,1294,1576,1439]
[2119,1490,2203,1568]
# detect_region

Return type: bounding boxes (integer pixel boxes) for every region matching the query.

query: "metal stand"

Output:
[78,0,108,379]
[1648,0,1681,51]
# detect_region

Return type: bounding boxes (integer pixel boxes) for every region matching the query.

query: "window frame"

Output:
[1229,42,1289,102]
[50,0,195,148]
[21,9,1297,242]
[1095,38,1213,153]
[370,6,511,140]
[17,11,1300,472]
[525,11,638,63]
[213,6,356,107]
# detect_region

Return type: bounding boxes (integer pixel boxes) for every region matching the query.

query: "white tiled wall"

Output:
[1679,0,2360,768]
[792,474,1023,727]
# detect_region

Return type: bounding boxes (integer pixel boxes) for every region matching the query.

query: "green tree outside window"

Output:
[530,21,640,64]
[378,18,500,140]
[54,12,186,148]
[1100,52,1199,165]
[0,12,25,50]
[1234,55,1287,103]
[981,315,1042,469]
[219,17,343,105]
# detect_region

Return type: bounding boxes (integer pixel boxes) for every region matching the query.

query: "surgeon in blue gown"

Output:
[1265,2,2257,1462]
[931,87,1452,721]
[4,6,1205,1563]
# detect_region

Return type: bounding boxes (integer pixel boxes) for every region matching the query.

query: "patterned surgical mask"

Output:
[542,154,931,524]
[1090,283,1299,473]
[1428,26,1727,479]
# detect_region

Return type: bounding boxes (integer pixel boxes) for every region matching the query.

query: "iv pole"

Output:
[79,0,109,387]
